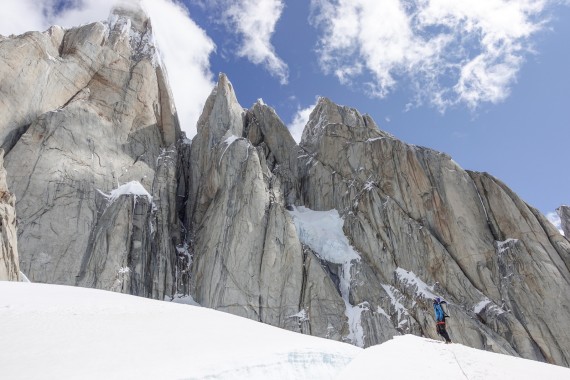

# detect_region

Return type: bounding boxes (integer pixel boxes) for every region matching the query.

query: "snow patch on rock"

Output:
[381,284,410,329]
[395,268,437,302]
[474,298,492,314]
[289,309,310,322]
[98,181,153,204]
[496,238,519,254]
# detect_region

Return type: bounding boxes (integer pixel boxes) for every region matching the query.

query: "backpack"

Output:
[433,301,446,322]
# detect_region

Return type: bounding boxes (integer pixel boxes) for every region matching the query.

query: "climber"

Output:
[433,297,452,343]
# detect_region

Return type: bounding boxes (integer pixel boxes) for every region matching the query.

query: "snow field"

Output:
[0,282,359,380]
[335,334,570,380]
[2,282,570,379]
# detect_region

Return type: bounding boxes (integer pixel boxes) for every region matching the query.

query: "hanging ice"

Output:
[289,206,367,347]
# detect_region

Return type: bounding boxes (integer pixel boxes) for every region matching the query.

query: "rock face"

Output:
[185,76,352,338]
[557,205,570,237]
[0,149,19,281]
[185,83,570,366]
[0,3,183,298]
[2,7,570,368]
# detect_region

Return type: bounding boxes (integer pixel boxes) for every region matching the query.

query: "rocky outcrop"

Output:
[0,149,19,281]
[0,3,182,298]
[557,205,570,237]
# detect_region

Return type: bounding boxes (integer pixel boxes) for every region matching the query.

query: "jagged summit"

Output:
[107,0,161,66]
[109,0,149,33]
[194,73,244,150]
[300,96,392,151]
[198,75,393,155]
[309,97,372,129]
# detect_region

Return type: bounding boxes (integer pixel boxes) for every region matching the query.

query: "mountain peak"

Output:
[107,0,159,66]
[194,73,244,149]
[109,0,149,33]
[300,96,383,150]
[215,72,236,99]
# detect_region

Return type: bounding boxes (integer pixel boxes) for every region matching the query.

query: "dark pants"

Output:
[437,322,452,343]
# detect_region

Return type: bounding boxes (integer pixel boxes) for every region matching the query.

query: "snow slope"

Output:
[0,282,359,380]
[335,334,570,380]
[2,282,570,380]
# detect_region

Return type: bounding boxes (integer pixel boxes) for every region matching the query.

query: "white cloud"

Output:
[0,0,215,138]
[0,1,52,35]
[215,0,289,84]
[546,212,564,235]
[288,101,318,143]
[311,0,558,110]
[49,0,119,28]
[0,0,120,34]
[140,0,215,138]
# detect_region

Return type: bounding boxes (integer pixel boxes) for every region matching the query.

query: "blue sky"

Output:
[0,0,568,218]
[182,1,570,217]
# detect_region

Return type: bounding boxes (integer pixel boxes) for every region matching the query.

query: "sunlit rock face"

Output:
[2,7,570,368]
[185,77,570,365]
[0,3,182,298]
[185,75,356,342]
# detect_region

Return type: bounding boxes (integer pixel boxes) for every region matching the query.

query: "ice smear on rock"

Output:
[289,206,367,347]
[288,206,359,264]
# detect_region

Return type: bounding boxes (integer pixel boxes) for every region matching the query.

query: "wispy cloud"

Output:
[546,212,564,235]
[288,100,318,143]
[0,0,215,138]
[140,0,215,138]
[0,0,54,35]
[310,0,561,110]
[211,0,289,84]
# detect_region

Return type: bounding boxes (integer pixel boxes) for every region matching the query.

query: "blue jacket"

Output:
[434,302,446,322]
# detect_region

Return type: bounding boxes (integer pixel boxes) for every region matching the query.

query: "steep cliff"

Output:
[0,3,182,298]
[1,7,570,368]
[185,79,570,365]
